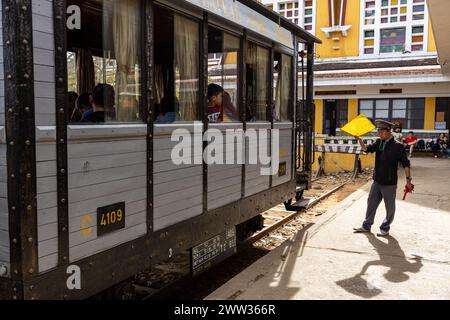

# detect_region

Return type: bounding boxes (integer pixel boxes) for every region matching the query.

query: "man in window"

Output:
[207,83,223,123]
[81,84,115,123]
[353,119,413,237]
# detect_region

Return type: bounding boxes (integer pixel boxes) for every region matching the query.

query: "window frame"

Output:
[64,0,148,124]
[273,50,295,122]
[245,39,272,122]
[360,0,430,57]
[358,98,426,129]
[207,24,243,123]
[171,11,202,122]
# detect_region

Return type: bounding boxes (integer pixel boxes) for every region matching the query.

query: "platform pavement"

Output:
[206,157,450,300]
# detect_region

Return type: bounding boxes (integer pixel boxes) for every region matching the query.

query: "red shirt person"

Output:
[403,131,418,157]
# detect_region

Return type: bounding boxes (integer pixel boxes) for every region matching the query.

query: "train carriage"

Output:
[0,0,320,299]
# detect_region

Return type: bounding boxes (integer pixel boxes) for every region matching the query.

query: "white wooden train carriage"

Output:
[0,0,320,299]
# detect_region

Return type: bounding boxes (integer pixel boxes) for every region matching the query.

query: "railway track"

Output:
[242,181,347,247]
[94,172,369,300]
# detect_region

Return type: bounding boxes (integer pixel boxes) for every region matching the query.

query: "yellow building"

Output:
[261,0,450,136]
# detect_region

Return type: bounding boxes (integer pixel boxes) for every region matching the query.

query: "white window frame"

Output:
[299,0,316,35]
[264,0,316,35]
[359,0,430,58]
[278,1,301,24]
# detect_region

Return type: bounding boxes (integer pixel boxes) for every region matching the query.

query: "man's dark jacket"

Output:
[365,137,411,185]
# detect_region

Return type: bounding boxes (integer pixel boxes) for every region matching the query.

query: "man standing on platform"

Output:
[353,119,413,237]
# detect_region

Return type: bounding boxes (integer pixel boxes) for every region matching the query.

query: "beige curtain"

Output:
[273,66,282,121]
[175,15,199,121]
[256,46,269,121]
[76,49,95,94]
[154,65,164,105]
[112,0,140,122]
[280,54,292,121]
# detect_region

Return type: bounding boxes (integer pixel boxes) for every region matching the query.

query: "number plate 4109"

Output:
[97,202,125,237]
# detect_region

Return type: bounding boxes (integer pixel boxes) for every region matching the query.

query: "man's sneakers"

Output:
[353,227,370,233]
[376,229,389,237]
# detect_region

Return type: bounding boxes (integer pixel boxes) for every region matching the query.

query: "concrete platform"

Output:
[206,157,450,300]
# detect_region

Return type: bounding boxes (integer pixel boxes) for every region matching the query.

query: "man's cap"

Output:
[375,119,394,130]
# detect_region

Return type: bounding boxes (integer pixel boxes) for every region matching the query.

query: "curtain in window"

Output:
[175,15,199,121]
[278,54,291,121]
[76,49,95,94]
[154,65,164,105]
[112,0,140,121]
[256,46,268,121]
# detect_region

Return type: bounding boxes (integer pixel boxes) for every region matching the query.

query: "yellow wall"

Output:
[312,152,375,173]
[314,99,323,133]
[427,19,437,52]
[348,99,358,121]
[424,97,436,130]
[315,0,361,59]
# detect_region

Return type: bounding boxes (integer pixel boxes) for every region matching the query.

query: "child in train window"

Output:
[207,83,224,123]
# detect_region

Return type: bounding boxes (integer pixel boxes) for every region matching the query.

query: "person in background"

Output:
[207,83,223,123]
[81,84,115,123]
[403,131,418,158]
[392,122,403,144]
[442,135,449,158]
[67,91,78,123]
[155,95,177,123]
[431,133,446,158]
[70,92,92,122]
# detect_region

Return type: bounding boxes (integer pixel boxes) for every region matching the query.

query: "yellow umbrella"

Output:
[341,114,376,137]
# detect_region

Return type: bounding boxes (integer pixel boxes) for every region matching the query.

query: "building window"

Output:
[359,98,425,129]
[380,28,406,53]
[278,2,299,22]
[303,0,314,31]
[380,0,408,24]
[361,0,428,56]
[263,1,315,33]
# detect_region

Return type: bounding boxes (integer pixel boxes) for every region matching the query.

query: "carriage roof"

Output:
[181,0,322,48]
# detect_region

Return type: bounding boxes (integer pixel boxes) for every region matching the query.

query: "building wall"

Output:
[315,0,361,59]
[427,19,437,52]
[314,97,442,134]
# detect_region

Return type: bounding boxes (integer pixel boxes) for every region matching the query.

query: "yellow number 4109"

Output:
[100,209,123,226]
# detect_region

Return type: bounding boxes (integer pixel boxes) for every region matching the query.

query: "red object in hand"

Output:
[403,183,415,200]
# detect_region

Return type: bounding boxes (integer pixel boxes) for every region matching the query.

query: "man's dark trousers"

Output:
[363,181,397,232]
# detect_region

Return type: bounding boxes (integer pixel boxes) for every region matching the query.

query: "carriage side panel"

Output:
[65,128,148,262]
[245,123,271,197]
[272,123,293,187]
[31,0,59,273]
[207,123,243,211]
[0,5,10,277]
[153,124,203,231]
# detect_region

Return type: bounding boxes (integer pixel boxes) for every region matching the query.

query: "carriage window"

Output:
[273,53,292,121]
[207,27,240,122]
[153,7,199,123]
[66,0,142,123]
[246,42,269,122]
